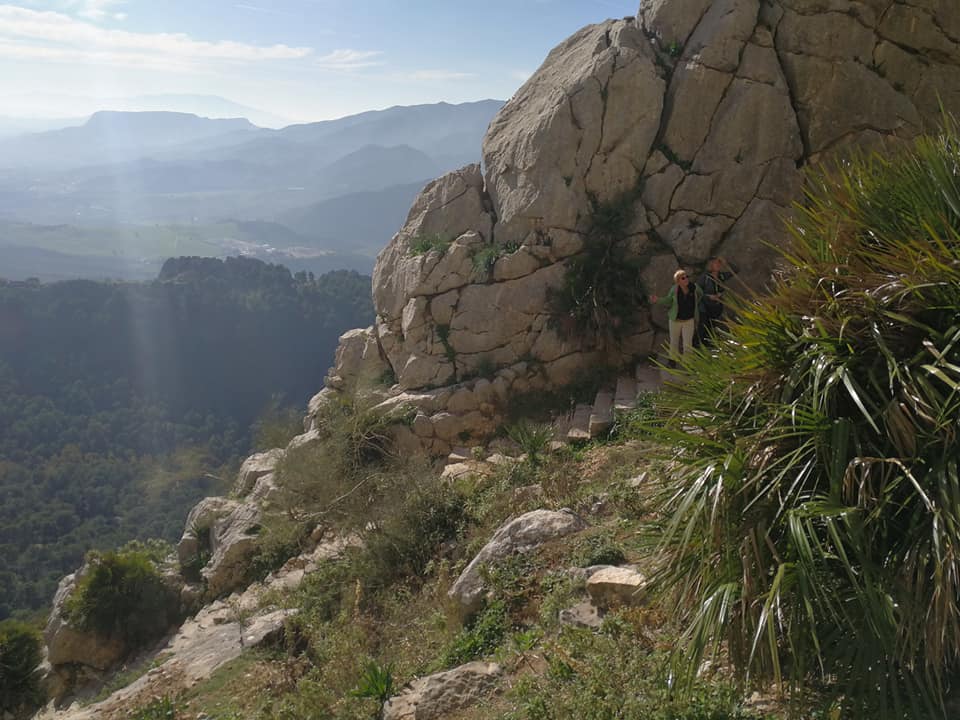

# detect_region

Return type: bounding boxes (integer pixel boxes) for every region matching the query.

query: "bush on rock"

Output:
[66,548,177,649]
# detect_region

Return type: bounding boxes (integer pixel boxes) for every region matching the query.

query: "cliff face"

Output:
[325,0,960,453]
[33,2,960,715]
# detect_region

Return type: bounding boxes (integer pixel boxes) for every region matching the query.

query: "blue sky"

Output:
[0,0,638,124]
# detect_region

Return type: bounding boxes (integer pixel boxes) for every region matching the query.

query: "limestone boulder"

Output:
[234,449,285,497]
[449,509,586,614]
[177,496,239,566]
[586,566,647,609]
[44,572,126,671]
[326,326,390,391]
[314,0,960,457]
[373,165,494,321]
[483,19,664,248]
[202,501,264,598]
[383,662,502,720]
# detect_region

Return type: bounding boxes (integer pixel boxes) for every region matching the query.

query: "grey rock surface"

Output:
[382,662,503,720]
[449,509,586,614]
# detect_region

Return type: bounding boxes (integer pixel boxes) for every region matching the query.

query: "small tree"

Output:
[0,620,43,714]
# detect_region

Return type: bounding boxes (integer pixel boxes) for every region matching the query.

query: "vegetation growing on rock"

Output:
[66,547,178,648]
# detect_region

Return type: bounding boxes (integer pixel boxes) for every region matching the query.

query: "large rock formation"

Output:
[449,509,586,615]
[319,0,960,454]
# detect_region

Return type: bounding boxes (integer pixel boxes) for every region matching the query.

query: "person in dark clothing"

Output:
[697,256,737,345]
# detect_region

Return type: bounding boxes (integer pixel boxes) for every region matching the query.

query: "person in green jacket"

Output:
[649,268,702,361]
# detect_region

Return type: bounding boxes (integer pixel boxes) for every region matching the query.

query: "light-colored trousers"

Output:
[669,318,696,357]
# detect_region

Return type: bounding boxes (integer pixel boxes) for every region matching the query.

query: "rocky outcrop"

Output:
[43,572,125,672]
[319,1,960,457]
[233,449,284,497]
[177,447,291,600]
[449,509,586,614]
[382,662,503,720]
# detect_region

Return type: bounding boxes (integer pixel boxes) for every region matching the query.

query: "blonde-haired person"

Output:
[649,268,702,362]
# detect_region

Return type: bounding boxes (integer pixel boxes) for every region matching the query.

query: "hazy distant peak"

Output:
[84,110,256,130]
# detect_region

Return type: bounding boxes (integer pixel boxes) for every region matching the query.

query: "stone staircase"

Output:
[557,362,666,442]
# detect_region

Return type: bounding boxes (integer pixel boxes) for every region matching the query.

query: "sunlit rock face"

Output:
[343,0,960,449]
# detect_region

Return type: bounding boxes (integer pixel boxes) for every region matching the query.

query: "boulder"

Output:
[449,509,585,614]
[234,449,285,497]
[383,662,502,720]
[484,19,664,247]
[585,566,647,609]
[177,496,239,566]
[202,501,263,598]
[44,572,126,671]
[326,326,390,391]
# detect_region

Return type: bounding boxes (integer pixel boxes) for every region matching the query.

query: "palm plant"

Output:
[351,661,395,719]
[649,124,960,717]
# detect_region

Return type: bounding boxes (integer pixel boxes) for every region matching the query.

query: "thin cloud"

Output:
[72,0,125,21]
[511,70,533,82]
[315,48,383,70]
[0,5,314,64]
[407,69,476,81]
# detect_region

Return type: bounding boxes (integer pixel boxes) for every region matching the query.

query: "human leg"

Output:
[669,319,681,360]
[679,319,695,355]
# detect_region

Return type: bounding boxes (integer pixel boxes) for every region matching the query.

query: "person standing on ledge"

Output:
[697,256,738,345]
[650,268,702,363]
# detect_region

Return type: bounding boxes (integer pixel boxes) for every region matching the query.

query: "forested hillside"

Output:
[0,258,372,618]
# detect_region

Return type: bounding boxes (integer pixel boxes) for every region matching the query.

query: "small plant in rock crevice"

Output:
[435,323,457,365]
[407,233,452,257]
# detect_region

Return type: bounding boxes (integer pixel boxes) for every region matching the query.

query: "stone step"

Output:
[635,363,664,394]
[588,389,614,437]
[614,375,637,412]
[567,403,593,441]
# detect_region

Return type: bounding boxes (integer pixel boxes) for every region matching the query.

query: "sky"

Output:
[0,0,640,125]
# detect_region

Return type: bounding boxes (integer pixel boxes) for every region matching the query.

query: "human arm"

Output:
[649,286,674,306]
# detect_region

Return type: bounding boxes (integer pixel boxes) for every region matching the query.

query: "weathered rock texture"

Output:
[319,0,960,454]
[382,662,503,720]
[449,509,586,614]
[43,572,126,672]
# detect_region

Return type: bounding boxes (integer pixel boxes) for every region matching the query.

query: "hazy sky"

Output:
[0,0,639,123]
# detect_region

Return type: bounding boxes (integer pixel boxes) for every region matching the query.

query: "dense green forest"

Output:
[0,257,373,619]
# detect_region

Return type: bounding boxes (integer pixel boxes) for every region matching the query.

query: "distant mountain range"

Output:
[0,99,505,280]
[0,93,293,132]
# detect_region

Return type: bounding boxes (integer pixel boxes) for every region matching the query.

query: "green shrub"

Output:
[408,233,452,256]
[247,516,311,583]
[576,536,627,567]
[550,189,646,343]
[438,600,509,668]
[504,421,554,468]
[0,620,43,714]
[358,476,469,594]
[649,124,960,716]
[66,549,177,648]
[351,661,394,717]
